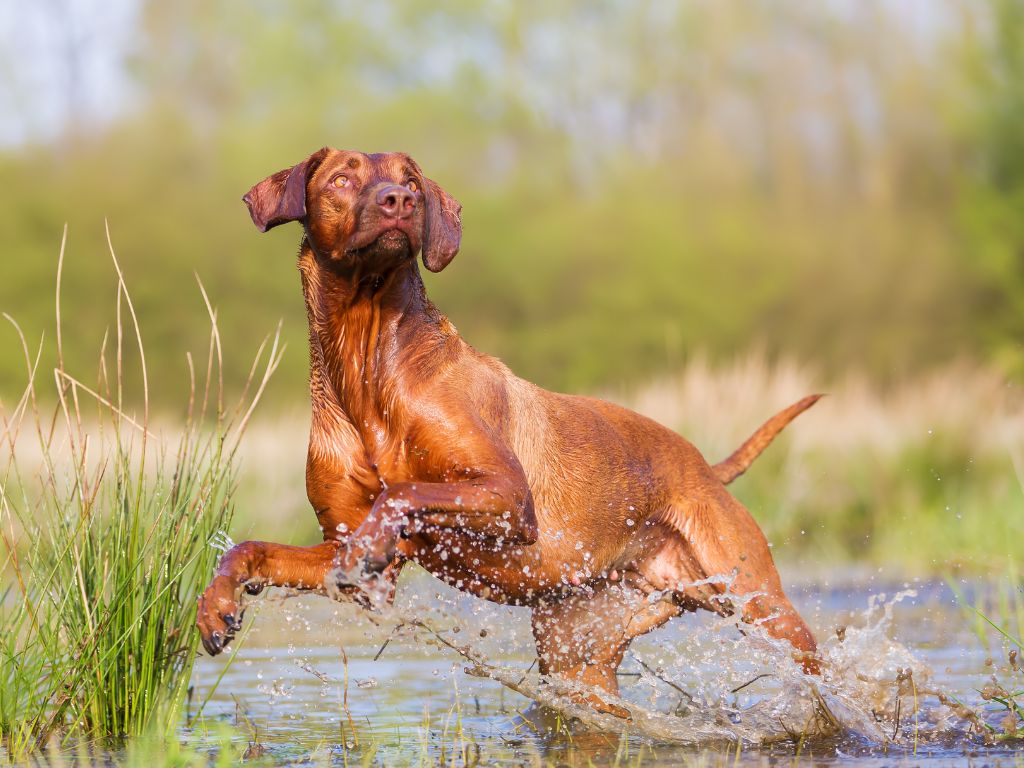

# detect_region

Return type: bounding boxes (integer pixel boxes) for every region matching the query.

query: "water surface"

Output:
[189,568,1024,766]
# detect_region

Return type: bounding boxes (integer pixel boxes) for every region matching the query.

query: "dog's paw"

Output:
[328,560,364,594]
[326,565,381,608]
[326,553,399,609]
[196,575,247,656]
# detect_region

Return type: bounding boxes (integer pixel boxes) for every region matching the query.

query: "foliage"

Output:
[957,0,1024,375]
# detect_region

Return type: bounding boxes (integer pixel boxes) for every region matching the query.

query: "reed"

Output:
[0,226,281,759]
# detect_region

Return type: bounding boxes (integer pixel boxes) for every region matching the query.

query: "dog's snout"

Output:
[376,185,416,219]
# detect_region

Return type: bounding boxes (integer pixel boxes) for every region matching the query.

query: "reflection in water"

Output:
[189,568,1023,765]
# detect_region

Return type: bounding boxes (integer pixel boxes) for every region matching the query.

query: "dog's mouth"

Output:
[345,228,413,261]
[375,229,410,252]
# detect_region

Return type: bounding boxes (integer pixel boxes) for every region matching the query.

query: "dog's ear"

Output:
[421,177,462,272]
[242,148,329,233]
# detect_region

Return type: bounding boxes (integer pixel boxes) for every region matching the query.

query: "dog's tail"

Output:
[712,394,823,485]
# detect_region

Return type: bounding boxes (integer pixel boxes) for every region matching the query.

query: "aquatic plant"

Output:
[0,227,281,758]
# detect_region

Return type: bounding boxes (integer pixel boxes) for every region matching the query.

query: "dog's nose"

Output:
[376,185,416,219]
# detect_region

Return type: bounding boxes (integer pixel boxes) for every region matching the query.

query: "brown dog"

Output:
[197,148,819,713]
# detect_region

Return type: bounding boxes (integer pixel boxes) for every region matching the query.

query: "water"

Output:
[189,568,1024,766]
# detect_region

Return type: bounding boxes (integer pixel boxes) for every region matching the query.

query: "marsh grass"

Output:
[0,226,282,759]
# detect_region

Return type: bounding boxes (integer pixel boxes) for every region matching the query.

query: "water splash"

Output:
[315,580,984,749]
[208,530,236,553]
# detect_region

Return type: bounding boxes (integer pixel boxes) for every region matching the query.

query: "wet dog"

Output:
[197,148,820,715]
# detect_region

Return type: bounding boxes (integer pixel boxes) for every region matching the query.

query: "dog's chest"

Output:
[304,399,383,527]
[305,402,422,498]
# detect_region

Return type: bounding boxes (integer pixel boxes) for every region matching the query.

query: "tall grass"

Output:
[0,227,281,759]
[621,355,1024,574]
[219,354,1024,571]
[168,353,1024,572]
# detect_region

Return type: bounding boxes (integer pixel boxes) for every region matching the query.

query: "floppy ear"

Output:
[242,148,328,233]
[421,178,462,272]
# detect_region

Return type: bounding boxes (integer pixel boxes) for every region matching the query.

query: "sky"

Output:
[0,0,136,146]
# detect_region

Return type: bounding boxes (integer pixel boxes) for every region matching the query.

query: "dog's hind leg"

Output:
[650,487,818,672]
[530,576,680,718]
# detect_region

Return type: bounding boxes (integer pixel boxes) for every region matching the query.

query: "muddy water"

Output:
[189,567,1023,766]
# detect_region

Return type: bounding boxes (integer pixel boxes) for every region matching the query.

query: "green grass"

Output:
[0,229,281,759]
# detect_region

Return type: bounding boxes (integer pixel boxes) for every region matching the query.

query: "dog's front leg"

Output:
[197,540,343,655]
[335,476,536,582]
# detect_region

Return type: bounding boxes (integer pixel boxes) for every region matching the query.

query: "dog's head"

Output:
[243,148,462,273]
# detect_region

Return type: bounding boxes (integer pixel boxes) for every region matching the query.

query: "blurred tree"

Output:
[0,0,1017,410]
[957,0,1024,374]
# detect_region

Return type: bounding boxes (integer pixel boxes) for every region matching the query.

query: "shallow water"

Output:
[189,567,1024,766]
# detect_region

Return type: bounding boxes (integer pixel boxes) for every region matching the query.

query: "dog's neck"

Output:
[297,240,457,436]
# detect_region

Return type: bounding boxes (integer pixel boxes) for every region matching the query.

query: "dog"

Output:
[197,148,820,715]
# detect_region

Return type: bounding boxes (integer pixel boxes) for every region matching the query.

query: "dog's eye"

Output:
[332,175,349,188]
[407,179,419,193]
